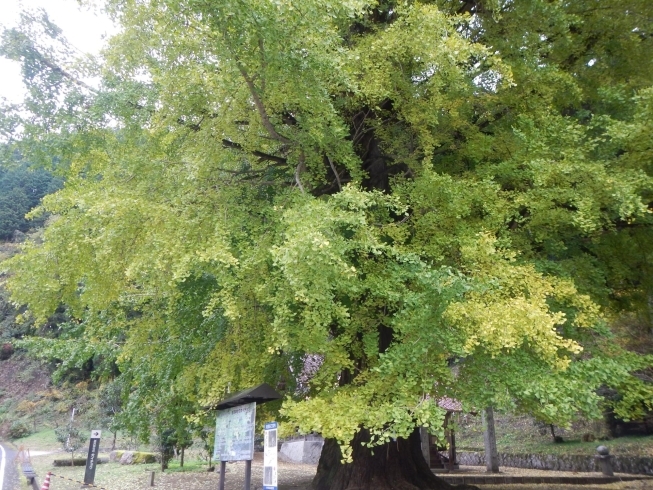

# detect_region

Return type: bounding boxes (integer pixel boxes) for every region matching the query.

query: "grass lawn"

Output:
[11,428,60,451]
[20,447,313,490]
[7,429,314,490]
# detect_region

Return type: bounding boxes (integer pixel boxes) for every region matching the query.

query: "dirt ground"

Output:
[480,483,653,490]
[6,444,653,490]
[20,450,316,490]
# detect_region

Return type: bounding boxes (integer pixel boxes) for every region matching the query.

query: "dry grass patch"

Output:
[24,451,316,490]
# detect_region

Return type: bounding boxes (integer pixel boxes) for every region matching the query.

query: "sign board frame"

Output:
[213,402,257,462]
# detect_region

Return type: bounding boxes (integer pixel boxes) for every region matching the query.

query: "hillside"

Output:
[0,354,52,438]
[1,238,77,441]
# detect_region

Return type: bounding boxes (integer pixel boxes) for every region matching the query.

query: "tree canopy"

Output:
[2,0,653,479]
[0,154,62,240]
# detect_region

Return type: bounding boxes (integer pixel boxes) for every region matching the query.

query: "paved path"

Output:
[0,442,19,490]
[438,465,653,487]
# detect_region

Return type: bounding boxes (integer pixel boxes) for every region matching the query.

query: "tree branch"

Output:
[236,63,292,144]
[221,139,288,164]
[326,156,342,191]
[34,50,99,94]
[295,151,306,194]
[258,36,267,93]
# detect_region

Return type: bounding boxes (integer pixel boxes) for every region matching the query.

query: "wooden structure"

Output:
[213,383,282,410]
[210,383,282,490]
[428,398,462,472]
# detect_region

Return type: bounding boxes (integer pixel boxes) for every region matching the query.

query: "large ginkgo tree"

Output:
[2,0,653,488]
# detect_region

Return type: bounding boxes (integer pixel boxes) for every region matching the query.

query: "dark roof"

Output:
[213,383,282,410]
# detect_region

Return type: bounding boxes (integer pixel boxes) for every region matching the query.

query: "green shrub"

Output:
[8,420,31,439]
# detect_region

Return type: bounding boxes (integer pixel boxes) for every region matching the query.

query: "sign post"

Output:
[263,422,278,490]
[83,430,101,486]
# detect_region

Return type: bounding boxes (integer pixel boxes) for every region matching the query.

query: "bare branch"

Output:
[326,156,342,191]
[352,109,371,144]
[295,151,306,194]
[34,51,99,94]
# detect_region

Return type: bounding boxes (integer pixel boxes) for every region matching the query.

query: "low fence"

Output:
[458,451,653,475]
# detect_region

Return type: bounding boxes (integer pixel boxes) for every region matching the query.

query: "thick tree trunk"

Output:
[312,428,478,490]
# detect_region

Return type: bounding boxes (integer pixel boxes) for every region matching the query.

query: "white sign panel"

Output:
[263,422,278,490]
[213,402,256,461]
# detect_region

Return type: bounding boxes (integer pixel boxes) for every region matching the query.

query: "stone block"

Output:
[457,450,653,476]
[279,439,324,464]
[117,450,158,464]
[120,451,135,465]
[132,452,157,464]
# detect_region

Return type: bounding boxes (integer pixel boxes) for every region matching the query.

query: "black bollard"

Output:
[595,446,614,476]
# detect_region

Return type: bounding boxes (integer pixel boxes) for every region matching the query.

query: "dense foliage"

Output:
[0,158,61,239]
[0,160,61,346]
[1,0,652,472]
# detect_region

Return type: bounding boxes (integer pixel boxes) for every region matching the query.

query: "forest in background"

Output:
[0,155,61,241]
